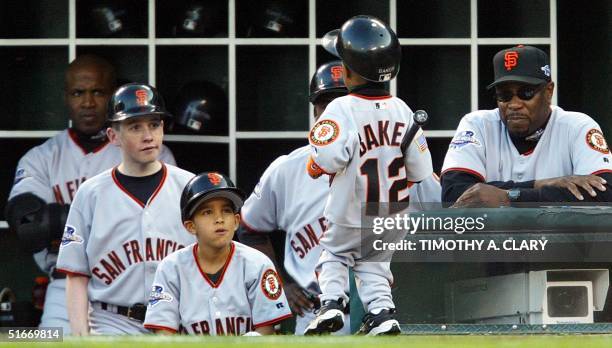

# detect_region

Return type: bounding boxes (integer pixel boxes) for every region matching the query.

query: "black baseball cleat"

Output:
[356,308,401,336]
[303,299,345,335]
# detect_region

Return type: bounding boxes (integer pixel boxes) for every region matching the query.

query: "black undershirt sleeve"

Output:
[441,171,534,205]
[517,172,612,202]
[441,170,612,204]
[441,171,481,205]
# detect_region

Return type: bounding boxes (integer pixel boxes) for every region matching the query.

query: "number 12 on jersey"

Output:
[360,156,412,216]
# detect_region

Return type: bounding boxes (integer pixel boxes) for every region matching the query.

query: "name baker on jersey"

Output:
[359,121,405,156]
[92,238,186,285]
[187,316,254,335]
[291,217,328,259]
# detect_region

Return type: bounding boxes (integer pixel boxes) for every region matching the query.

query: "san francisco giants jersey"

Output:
[55,163,195,306]
[9,129,176,272]
[442,106,612,181]
[242,145,441,292]
[143,241,292,335]
[308,94,434,227]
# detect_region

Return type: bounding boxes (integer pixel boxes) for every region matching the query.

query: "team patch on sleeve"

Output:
[449,130,481,150]
[148,285,173,306]
[261,269,283,300]
[13,168,27,185]
[309,119,340,146]
[586,129,609,154]
[61,225,83,246]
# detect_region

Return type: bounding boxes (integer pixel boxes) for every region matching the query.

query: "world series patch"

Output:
[310,119,339,146]
[261,269,283,300]
[61,225,83,246]
[148,285,173,306]
[586,129,609,154]
[450,130,481,150]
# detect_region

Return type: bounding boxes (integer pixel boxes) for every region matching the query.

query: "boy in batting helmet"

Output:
[144,172,292,335]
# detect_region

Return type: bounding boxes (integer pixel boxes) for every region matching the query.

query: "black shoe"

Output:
[356,308,401,336]
[303,299,346,335]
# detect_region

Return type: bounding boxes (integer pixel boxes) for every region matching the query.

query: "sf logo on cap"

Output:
[504,51,519,71]
[330,66,343,82]
[135,89,148,106]
[207,172,222,185]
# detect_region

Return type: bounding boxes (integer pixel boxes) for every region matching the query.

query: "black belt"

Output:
[51,270,66,279]
[100,302,147,322]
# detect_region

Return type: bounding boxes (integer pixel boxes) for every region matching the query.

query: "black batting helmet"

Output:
[171,80,228,134]
[81,2,138,38]
[180,172,245,222]
[173,1,226,37]
[244,0,300,37]
[107,83,171,122]
[309,60,348,103]
[322,15,401,82]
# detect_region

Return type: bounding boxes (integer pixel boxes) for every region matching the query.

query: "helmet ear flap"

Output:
[321,29,340,58]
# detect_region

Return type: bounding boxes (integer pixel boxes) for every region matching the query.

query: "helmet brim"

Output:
[309,88,347,104]
[183,188,245,221]
[110,109,172,123]
[486,75,548,90]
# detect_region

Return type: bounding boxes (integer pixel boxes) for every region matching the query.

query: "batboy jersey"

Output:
[308,94,434,227]
[241,145,440,292]
[8,129,176,333]
[143,241,292,335]
[442,106,612,181]
[55,163,195,306]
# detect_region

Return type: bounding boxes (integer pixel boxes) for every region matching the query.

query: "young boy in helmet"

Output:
[56,83,196,335]
[305,16,434,335]
[143,172,292,335]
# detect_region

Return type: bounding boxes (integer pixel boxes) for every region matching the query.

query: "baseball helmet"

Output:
[322,15,401,82]
[245,0,299,37]
[173,1,226,37]
[82,1,139,38]
[181,172,245,221]
[171,80,228,134]
[309,60,348,103]
[107,83,171,122]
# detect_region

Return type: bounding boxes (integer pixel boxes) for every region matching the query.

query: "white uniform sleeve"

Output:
[144,258,181,332]
[441,115,487,180]
[308,101,358,174]
[240,156,286,232]
[571,120,612,175]
[403,127,434,182]
[55,192,91,276]
[159,144,177,166]
[248,258,291,328]
[9,147,54,202]
[409,173,441,205]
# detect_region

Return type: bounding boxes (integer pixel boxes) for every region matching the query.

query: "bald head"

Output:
[65,55,117,135]
[65,54,116,89]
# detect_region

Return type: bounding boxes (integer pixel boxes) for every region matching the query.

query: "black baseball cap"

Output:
[487,45,551,90]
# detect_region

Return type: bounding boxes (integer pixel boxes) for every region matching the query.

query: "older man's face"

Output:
[496,82,554,137]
